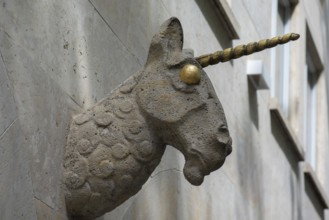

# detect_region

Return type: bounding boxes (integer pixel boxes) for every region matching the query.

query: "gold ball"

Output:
[179,64,201,85]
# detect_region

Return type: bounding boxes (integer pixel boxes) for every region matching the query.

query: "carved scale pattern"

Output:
[63,76,165,218]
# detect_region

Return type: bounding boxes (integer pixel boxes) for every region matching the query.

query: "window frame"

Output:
[298,162,329,220]
[270,0,292,117]
[303,25,324,171]
[211,0,240,39]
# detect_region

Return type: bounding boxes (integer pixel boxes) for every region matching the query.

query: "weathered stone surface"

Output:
[0,53,16,137]
[2,45,80,212]
[35,198,68,220]
[0,0,141,109]
[0,121,37,220]
[89,0,171,65]
[64,17,232,219]
[0,0,142,217]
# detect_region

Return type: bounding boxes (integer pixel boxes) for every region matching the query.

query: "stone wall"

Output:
[0,0,328,219]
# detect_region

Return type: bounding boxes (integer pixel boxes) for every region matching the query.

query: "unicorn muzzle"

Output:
[183,139,229,186]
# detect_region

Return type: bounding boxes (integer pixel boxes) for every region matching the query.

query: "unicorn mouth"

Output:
[183,162,205,186]
[183,140,229,186]
[183,149,207,186]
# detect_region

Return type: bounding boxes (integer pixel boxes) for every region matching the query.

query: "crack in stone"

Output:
[87,0,143,67]
[150,168,183,178]
[0,118,17,140]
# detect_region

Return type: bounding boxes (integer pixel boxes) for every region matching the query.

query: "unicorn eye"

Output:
[179,64,201,85]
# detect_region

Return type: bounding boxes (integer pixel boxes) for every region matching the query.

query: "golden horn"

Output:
[195,33,300,68]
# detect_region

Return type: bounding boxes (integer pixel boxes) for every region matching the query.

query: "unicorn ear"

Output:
[145,17,184,65]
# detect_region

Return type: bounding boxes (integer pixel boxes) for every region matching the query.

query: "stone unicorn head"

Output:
[63,17,299,219]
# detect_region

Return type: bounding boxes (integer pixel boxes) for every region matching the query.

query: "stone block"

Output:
[0,39,80,211]
[0,0,141,109]
[89,0,170,64]
[0,120,37,220]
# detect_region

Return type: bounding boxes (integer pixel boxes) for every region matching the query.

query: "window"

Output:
[211,0,240,39]
[299,162,329,220]
[271,0,292,116]
[303,26,323,171]
[304,57,318,169]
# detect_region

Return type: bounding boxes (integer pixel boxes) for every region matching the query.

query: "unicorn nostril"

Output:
[218,124,228,133]
[217,134,230,144]
[217,135,232,155]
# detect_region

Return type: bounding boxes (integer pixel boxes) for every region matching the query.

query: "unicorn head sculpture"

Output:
[63,17,299,219]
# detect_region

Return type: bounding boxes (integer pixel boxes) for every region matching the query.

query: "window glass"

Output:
[305,53,318,170]
[272,1,291,116]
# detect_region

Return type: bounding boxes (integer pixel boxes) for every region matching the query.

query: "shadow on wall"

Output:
[247,80,259,129]
[304,174,326,219]
[194,0,232,50]
[270,114,300,218]
[236,114,265,219]
[270,115,299,175]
